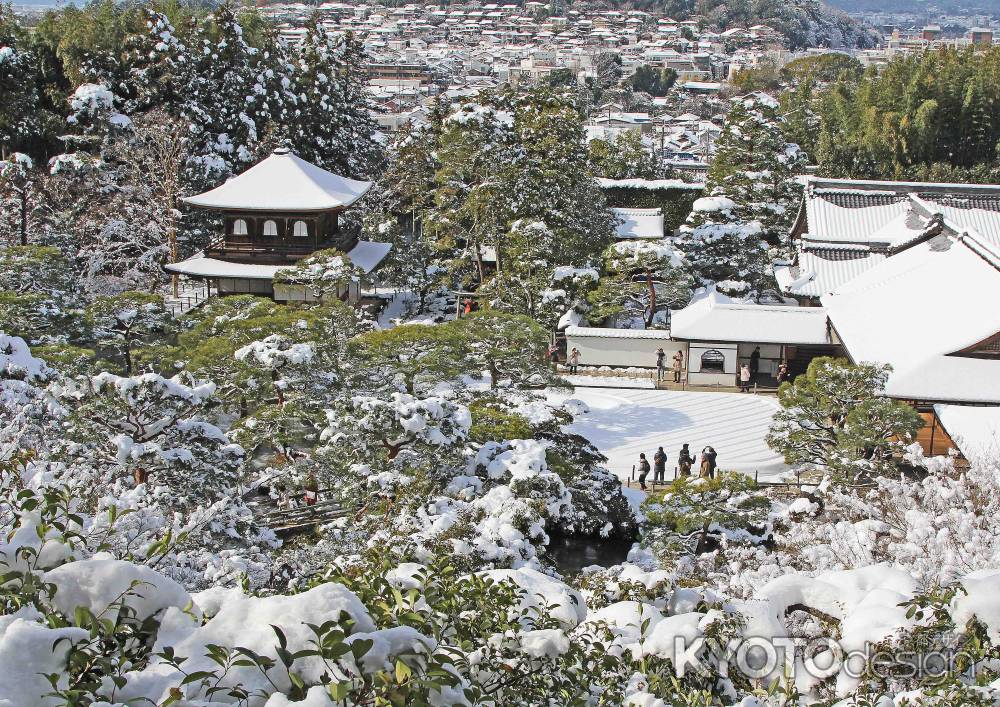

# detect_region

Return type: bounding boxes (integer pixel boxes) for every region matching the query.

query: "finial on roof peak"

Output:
[273,146,291,155]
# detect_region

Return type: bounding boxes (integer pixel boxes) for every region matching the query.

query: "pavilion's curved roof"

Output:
[183,149,372,212]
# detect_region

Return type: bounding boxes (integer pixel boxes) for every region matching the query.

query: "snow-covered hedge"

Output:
[4,481,1000,706]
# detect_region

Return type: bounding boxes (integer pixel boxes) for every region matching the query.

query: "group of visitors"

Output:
[635,444,718,490]
[655,348,684,383]
[739,347,791,392]
[548,341,791,390]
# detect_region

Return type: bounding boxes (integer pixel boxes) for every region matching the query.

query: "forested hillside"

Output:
[827,0,998,14]
[599,0,879,49]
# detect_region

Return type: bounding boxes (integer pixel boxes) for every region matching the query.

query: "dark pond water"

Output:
[546,532,635,575]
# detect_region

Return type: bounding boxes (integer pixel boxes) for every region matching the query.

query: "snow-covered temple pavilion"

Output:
[166,148,391,302]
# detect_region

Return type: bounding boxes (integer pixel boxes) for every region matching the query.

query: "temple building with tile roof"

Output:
[166,148,391,303]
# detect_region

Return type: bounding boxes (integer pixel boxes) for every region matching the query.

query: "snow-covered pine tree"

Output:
[430,102,514,287]
[0,152,39,246]
[479,90,615,318]
[588,239,693,328]
[0,10,42,157]
[180,1,267,186]
[69,371,246,499]
[674,195,771,298]
[766,357,924,483]
[281,17,341,169]
[85,292,172,375]
[454,310,556,390]
[0,244,81,342]
[64,82,131,153]
[505,89,615,267]
[706,93,806,239]
[676,94,806,297]
[120,10,188,116]
[587,130,662,179]
[330,31,382,178]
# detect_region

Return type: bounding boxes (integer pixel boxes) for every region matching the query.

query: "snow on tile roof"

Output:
[804,192,909,245]
[799,177,1000,249]
[909,193,1000,250]
[183,149,372,212]
[165,257,289,280]
[565,326,673,340]
[822,233,1000,403]
[934,404,1000,466]
[346,240,393,274]
[774,249,888,298]
[669,297,830,345]
[595,177,704,191]
[611,207,664,240]
[165,241,392,280]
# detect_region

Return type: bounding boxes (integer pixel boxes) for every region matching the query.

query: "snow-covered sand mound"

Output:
[554,387,788,480]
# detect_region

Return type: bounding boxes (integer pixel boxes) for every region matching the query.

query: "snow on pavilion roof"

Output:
[669,296,831,345]
[166,240,392,279]
[183,149,372,212]
[774,249,889,299]
[934,404,1000,467]
[822,231,1000,404]
[782,177,1000,298]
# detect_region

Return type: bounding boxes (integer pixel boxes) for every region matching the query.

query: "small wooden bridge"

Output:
[247,486,354,535]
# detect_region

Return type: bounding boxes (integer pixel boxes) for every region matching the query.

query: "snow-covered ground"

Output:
[555,387,789,480]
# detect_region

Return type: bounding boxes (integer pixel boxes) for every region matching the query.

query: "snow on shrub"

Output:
[691,195,736,214]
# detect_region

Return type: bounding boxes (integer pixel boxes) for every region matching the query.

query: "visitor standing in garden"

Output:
[653,446,667,483]
[568,347,581,374]
[672,350,684,383]
[700,446,718,479]
[637,453,651,490]
[678,444,693,477]
[656,347,666,381]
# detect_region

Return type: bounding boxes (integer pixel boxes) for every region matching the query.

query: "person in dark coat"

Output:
[749,346,761,383]
[653,446,667,482]
[637,453,651,490]
[655,347,666,381]
[678,444,693,477]
[699,446,718,479]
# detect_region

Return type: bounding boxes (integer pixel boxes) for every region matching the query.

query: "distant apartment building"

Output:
[921,25,942,41]
[969,27,994,45]
[366,62,431,84]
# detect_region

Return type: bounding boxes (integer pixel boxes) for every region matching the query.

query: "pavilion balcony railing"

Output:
[205,238,332,262]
